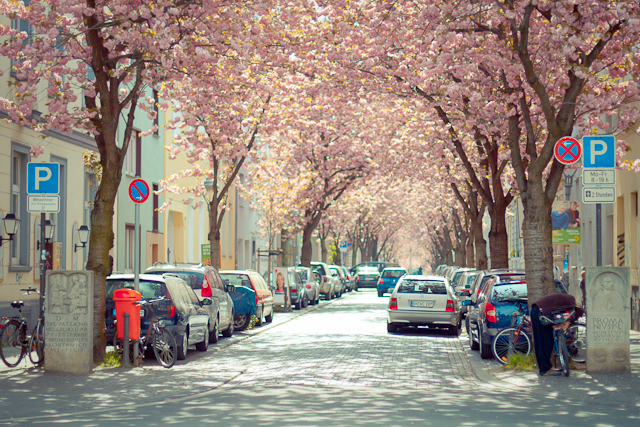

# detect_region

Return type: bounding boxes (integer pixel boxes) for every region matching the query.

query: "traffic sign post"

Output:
[554,137,582,165]
[583,187,616,204]
[129,178,150,203]
[583,169,616,186]
[128,178,149,294]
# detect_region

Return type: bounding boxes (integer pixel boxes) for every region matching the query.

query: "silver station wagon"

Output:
[387,275,461,335]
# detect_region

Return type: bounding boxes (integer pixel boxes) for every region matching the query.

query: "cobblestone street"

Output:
[1,290,639,426]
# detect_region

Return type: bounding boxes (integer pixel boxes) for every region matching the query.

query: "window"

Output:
[125,224,135,273]
[11,147,30,267]
[152,183,159,231]
[153,90,159,135]
[398,280,446,294]
[10,0,32,80]
[124,130,141,176]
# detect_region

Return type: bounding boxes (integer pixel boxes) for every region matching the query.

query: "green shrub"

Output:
[503,352,536,372]
[101,350,122,368]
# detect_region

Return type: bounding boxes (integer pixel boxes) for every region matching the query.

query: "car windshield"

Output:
[106,279,166,300]
[398,280,446,294]
[311,265,326,275]
[145,271,204,291]
[383,270,405,278]
[492,283,528,302]
[466,275,478,285]
[219,273,252,289]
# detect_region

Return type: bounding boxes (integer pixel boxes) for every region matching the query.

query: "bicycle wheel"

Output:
[0,320,27,367]
[492,327,532,364]
[567,323,587,363]
[28,321,45,365]
[557,330,570,377]
[151,327,176,368]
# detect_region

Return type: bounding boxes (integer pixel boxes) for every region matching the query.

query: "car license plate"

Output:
[411,300,434,308]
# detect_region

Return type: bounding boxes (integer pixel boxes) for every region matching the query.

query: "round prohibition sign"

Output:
[554,137,582,165]
[129,178,149,204]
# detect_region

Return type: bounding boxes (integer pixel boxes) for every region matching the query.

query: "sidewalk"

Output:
[462,329,640,406]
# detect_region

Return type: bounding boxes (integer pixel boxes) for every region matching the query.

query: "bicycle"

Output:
[492,310,533,364]
[114,297,177,368]
[28,295,45,365]
[0,288,42,367]
[540,306,580,377]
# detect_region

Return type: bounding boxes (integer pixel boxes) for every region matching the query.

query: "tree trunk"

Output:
[522,178,556,305]
[466,235,474,267]
[86,156,120,363]
[300,212,322,267]
[473,217,488,270]
[488,201,509,269]
[208,200,222,270]
[320,235,328,263]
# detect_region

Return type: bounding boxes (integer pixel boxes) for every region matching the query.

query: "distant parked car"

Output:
[387,275,461,335]
[340,266,354,292]
[309,261,338,300]
[377,267,407,297]
[296,266,321,305]
[106,273,212,360]
[455,270,482,317]
[219,270,274,326]
[353,266,380,290]
[329,266,345,297]
[145,262,235,341]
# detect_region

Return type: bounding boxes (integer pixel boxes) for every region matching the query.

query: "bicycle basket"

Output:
[539,306,575,325]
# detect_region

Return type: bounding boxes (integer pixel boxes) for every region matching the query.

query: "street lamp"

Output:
[37,219,55,249]
[0,213,19,247]
[74,225,90,252]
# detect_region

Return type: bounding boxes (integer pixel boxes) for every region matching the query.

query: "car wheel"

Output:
[295,297,302,310]
[448,324,460,336]
[479,326,493,359]
[222,312,234,337]
[302,294,309,308]
[265,308,273,323]
[234,315,251,331]
[257,307,264,326]
[378,291,383,297]
[177,331,188,360]
[196,326,209,351]
[387,321,398,333]
[210,317,220,344]
[325,292,331,301]
[469,321,479,351]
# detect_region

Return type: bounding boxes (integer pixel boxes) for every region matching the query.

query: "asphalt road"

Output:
[0,290,638,426]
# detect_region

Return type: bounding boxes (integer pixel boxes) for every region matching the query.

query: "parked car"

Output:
[353,266,380,290]
[387,275,461,335]
[264,268,308,309]
[309,261,338,300]
[464,272,528,359]
[340,266,354,292]
[349,261,399,277]
[105,273,212,360]
[329,266,345,297]
[145,262,235,341]
[296,266,321,305]
[455,270,482,317]
[377,267,407,297]
[465,275,569,359]
[219,270,274,326]
[449,267,475,291]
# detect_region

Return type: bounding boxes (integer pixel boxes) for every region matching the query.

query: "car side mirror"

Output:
[461,299,472,306]
[226,284,235,293]
[202,297,213,306]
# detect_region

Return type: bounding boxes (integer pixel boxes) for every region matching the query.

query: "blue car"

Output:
[377,267,408,297]
[465,274,567,360]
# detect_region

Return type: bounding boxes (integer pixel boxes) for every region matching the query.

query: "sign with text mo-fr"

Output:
[27,163,59,194]
[583,136,615,169]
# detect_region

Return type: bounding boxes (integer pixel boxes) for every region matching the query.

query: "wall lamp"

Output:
[37,219,55,250]
[0,213,19,247]
[74,225,90,252]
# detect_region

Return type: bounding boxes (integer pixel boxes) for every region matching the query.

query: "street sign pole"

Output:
[597,204,602,266]
[134,202,140,293]
[39,212,46,315]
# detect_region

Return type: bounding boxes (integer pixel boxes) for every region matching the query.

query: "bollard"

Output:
[123,312,131,368]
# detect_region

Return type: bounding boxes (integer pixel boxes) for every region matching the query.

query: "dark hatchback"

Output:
[465,274,567,359]
[105,273,212,360]
[354,266,380,289]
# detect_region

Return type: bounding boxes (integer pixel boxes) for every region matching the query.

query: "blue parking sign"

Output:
[27,163,59,194]
[582,136,615,168]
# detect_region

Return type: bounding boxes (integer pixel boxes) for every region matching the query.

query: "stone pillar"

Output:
[586,267,630,374]
[45,270,94,374]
